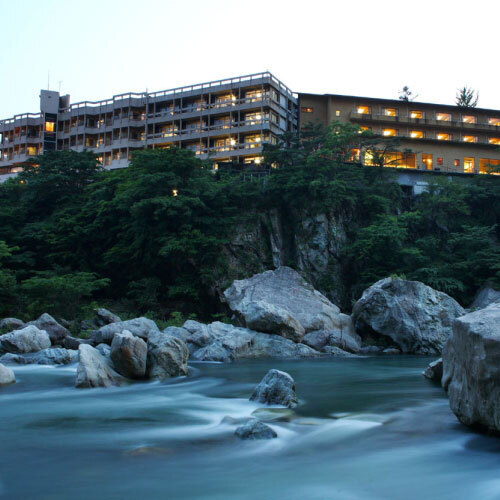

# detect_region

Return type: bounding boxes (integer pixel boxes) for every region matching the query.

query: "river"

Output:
[1,356,499,500]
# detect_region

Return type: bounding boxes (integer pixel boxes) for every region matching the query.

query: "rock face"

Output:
[27,313,69,345]
[471,286,500,310]
[94,308,121,327]
[146,331,189,380]
[0,348,74,366]
[0,318,25,331]
[442,303,500,433]
[423,358,443,382]
[169,320,320,362]
[223,267,349,343]
[250,369,298,408]
[0,363,15,386]
[352,278,465,354]
[110,330,147,379]
[93,317,160,345]
[75,344,123,388]
[0,325,51,354]
[234,419,277,440]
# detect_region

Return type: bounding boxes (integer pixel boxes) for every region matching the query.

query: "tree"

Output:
[456,86,479,107]
[399,86,417,101]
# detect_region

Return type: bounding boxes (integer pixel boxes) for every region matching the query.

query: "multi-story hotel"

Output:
[1,71,500,179]
[298,93,500,174]
[0,72,297,179]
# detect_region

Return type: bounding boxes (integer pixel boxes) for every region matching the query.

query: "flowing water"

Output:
[1,356,500,500]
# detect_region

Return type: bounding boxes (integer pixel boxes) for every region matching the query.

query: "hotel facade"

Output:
[1,72,500,179]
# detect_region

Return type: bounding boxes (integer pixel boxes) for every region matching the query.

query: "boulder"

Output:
[0,318,25,331]
[322,346,359,357]
[250,369,298,408]
[234,419,277,440]
[93,308,121,327]
[27,313,69,345]
[223,267,344,343]
[383,348,401,355]
[110,330,147,379]
[146,331,189,380]
[1,348,75,365]
[64,335,92,350]
[352,277,465,354]
[96,343,111,358]
[75,344,123,388]
[0,325,51,354]
[302,318,361,353]
[471,285,500,310]
[423,358,443,382]
[0,363,15,386]
[93,317,160,345]
[171,320,320,362]
[442,303,500,433]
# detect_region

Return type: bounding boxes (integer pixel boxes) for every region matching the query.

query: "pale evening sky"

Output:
[1,0,499,118]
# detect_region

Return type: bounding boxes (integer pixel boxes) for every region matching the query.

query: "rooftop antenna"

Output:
[58,81,62,93]
[47,71,50,90]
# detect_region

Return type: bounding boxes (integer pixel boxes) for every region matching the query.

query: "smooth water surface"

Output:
[1,357,499,500]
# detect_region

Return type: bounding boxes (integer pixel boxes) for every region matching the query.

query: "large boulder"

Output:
[223,267,344,343]
[352,278,465,354]
[27,313,69,345]
[170,320,320,362]
[110,330,147,379]
[0,363,15,386]
[442,303,500,433]
[234,419,277,440]
[93,317,160,345]
[75,344,123,388]
[146,331,189,380]
[471,285,500,310]
[250,369,298,408]
[0,348,75,365]
[0,318,25,331]
[0,325,51,354]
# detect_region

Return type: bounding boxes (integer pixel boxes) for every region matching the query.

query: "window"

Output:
[358,126,371,134]
[464,158,475,173]
[489,118,500,126]
[45,121,55,132]
[335,110,341,117]
[27,146,37,156]
[489,137,500,145]
[437,157,443,166]
[384,108,398,117]
[301,107,313,113]
[437,132,451,140]
[357,105,371,115]
[462,115,476,124]
[410,110,423,119]
[349,148,361,161]
[454,159,460,167]
[245,134,263,147]
[462,135,477,143]
[383,128,397,137]
[410,130,424,139]
[436,112,451,121]
[479,158,500,174]
[422,153,432,170]
[245,90,264,102]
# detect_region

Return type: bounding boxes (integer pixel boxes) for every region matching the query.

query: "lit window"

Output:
[437,157,443,166]
[384,108,397,117]
[410,130,423,139]
[301,107,313,113]
[172,189,178,196]
[462,115,476,124]
[246,90,264,102]
[454,159,460,167]
[335,110,341,116]
[357,105,371,115]
[436,112,451,121]
[358,126,371,134]
[489,118,500,126]
[45,121,55,132]
[349,148,361,161]
[464,158,475,173]
[383,129,397,137]
[437,133,451,141]
[479,158,500,174]
[410,110,423,119]
[489,137,500,145]
[462,135,477,143]
[27,146,37,156]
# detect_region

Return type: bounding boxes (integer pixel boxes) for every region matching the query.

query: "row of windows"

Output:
[301,106,500,126]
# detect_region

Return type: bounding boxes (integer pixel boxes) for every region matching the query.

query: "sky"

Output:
[1,0,499,118]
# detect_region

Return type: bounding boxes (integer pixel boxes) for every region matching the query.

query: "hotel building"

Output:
[298,93,500,174]
[0,72,297,178]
